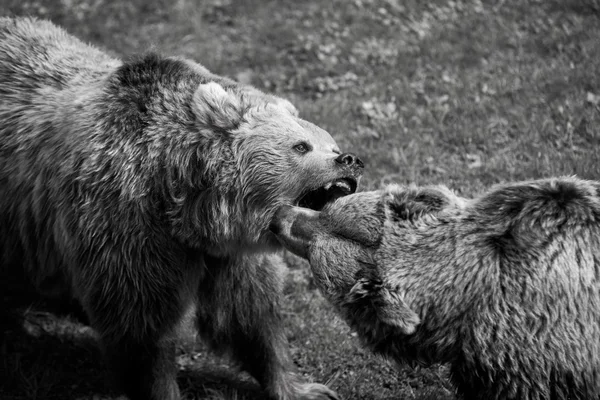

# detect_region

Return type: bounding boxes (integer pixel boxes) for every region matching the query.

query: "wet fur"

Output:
[0,17,345,400]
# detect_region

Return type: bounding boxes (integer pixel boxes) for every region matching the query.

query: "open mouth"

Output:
[296,178,358,211]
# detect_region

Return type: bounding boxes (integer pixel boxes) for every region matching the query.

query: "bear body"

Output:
[271,177,600,399]
[0,17,363,400]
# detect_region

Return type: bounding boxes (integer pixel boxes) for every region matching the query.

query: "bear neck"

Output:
[379,217,498,365]
[56,53,274,252]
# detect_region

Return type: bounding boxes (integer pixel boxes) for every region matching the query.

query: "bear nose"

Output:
[335,153,364,168]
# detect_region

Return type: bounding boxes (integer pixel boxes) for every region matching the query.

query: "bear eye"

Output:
[293,142,311,154]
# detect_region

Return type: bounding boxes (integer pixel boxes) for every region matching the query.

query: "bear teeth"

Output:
[333,179,352,193]
[323,179,351,193]
[297,178,357,210]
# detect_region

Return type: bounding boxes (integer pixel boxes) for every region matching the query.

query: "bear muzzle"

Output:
[270,205,321,259]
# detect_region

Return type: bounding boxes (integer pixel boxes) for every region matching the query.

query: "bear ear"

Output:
[385,185,455,223]
[348,271,420,335]
[192,82,244,131]
[240,87,299,117]
[267,95,298,117]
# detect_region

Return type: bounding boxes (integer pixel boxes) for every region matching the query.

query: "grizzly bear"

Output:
[270,177,600,399]
[0,17,364,400]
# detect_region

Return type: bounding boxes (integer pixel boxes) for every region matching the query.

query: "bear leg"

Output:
[102,336,180,400]
[83,264,197,400]
[197,254,338,400]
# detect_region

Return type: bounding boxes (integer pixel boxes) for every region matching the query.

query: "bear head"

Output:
[269,184,467,338]
[161,73,364,255]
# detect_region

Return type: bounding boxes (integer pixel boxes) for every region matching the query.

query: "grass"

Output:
[1,0,600,398]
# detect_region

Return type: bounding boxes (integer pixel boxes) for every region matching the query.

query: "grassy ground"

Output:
[1,0,600,399]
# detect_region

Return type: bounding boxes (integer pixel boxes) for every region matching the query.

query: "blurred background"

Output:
[1,0,599,399]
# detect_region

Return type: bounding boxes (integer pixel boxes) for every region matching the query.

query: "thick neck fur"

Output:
[377,209,498,365]
[100,55,280,253]
[0,18,312,255]
[41,53,274,253]
[379,178,600,369]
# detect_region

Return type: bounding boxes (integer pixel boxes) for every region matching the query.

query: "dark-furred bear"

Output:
[0,17,364,400]
[271,177,600,400]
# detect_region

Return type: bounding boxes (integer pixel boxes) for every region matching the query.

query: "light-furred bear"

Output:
[0,17,364,400]
[270,177,600,400]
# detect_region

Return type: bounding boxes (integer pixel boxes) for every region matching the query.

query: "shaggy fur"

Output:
[0,17,363,400]
[271,177,600,400]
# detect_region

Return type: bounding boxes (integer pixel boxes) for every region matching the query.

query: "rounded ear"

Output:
[268,96,298,117]
[384,184,465,223]
[240,86,299,117]
[192,82,244,131]
[348,275,420,335]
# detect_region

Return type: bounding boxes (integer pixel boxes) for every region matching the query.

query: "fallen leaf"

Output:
[586,92,600,105]
[466,153,482,169]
